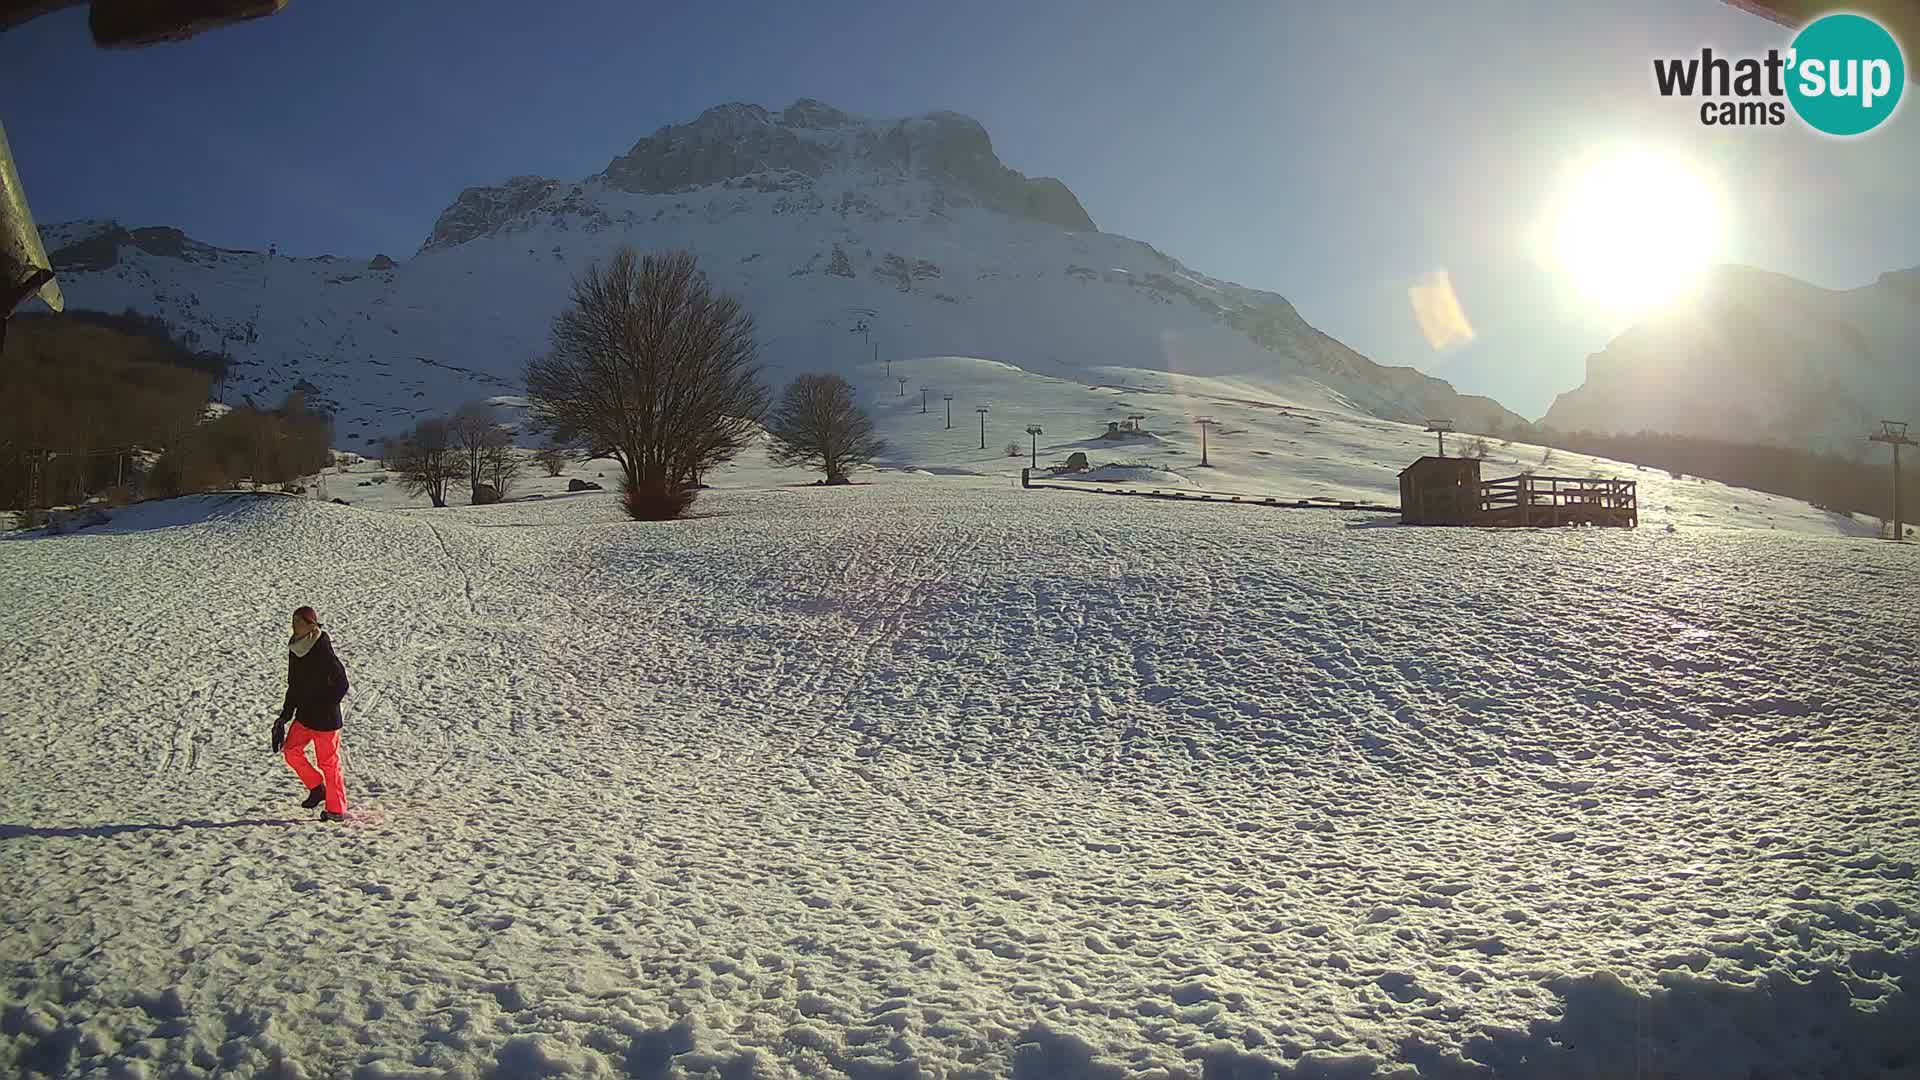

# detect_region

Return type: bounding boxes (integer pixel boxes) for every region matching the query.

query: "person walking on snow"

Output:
[275,606,350,822]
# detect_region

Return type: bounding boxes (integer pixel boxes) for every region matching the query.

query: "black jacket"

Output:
[279,631,350,731]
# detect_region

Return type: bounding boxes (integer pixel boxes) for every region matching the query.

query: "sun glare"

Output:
[1554,149,1727,318]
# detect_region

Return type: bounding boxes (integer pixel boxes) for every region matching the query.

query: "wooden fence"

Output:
[1479,474,1637,528]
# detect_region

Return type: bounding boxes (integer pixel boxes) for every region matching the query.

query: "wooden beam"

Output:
[0,0,79,34]
[89,0,287,47]
[0,0,289,44]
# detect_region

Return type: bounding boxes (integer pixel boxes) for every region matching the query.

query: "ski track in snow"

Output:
[1,486,1917,1079]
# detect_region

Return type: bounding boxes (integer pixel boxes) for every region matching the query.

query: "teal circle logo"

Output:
[1787,13,1906,136]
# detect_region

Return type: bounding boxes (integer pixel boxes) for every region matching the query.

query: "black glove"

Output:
[272,718,287,753]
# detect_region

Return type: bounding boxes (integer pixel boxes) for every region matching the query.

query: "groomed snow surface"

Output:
[3,479,1918,1079]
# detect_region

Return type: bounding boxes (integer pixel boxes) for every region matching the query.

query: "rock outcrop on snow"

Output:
[602,103,831,196]
[422,176,563,252]
[46,505,111,534]
[596,101,1095,233]
[48,222,243,272]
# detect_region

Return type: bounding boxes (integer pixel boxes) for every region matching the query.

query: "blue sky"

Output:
[3,0,1916,417]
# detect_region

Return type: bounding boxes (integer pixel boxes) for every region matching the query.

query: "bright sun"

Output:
[1554,150,1727,317]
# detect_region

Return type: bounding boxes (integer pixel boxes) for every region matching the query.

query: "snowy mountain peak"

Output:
[779,97,853,129]
[38,97,1532,446]
[593,99,1094,231]
[413,100,1102,259]
[1874,265,1920,299]
[47,220,284,273]
[1542,262,1920,453]
[422,176,567,252]
[692,100,778,131]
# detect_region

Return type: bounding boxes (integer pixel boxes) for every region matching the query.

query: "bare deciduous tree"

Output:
[765,373,883,485]
[534,446,570,477]
[388,417,465,508]
[525,247,768,520]
[480,442,522,501]
[448,401,517,504]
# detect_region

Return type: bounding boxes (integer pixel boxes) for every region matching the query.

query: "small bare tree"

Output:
[481,443,522,500]
[388,417,465,507]
[526,247,768,520]
[448,401,517,503]
[534,446,570,477]
[1004,441,1022,458]
[766,373,883,484]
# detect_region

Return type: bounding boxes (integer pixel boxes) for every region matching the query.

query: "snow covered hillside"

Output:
[319,353,1886,540]
[35,99,1522,452]
[1542,264,1920,456]
[3,484,1916,1078]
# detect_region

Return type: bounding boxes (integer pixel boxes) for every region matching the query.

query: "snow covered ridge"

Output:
[2,486,1916,1078]
[1543,262,1920,457]
[441,99,1098,251]
[37,97,1526,446]
[423,100,1095,252]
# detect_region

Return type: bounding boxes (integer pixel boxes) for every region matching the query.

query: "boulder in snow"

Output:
[47,505,111,534]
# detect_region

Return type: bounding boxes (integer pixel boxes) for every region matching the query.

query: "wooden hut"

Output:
[1398,456,1481,525]
[1397,452,1638,528]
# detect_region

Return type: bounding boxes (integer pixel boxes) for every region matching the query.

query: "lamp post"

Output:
[850,321,880,374]
[943,395,953,429]
[1196,417,1216,467]
[976,406,991,450]
[1870,420,1916,540]
[1026,425,1044,469]
[897,376,908,397]
[920,386,930,414]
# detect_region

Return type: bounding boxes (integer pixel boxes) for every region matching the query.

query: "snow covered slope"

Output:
[310,352,1881,539]
[3,487,1916,1078]
[1542,264,1920,456]
[36,100,1523,451]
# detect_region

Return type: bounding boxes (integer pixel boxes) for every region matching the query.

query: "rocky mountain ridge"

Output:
[1542,263,1920,456]
[424,100,1095,253]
